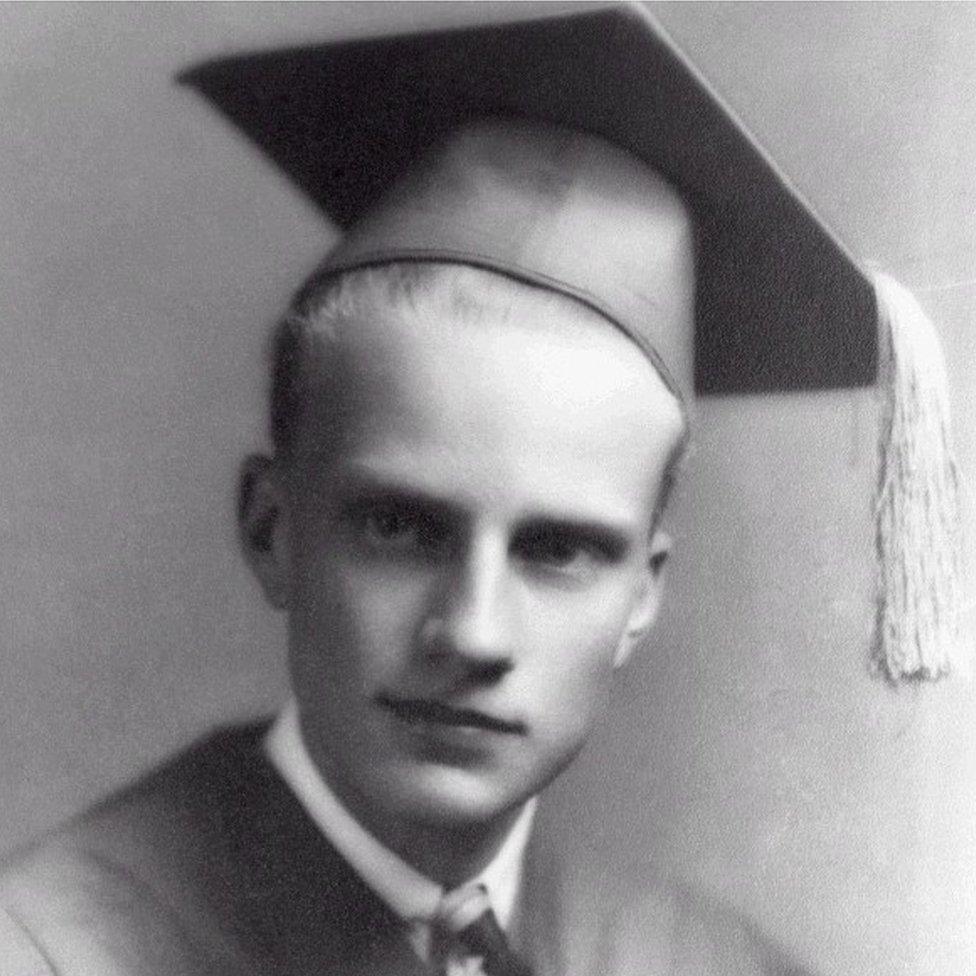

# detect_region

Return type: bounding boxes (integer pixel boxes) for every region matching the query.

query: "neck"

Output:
[302,721,524,887]
[375,806,522,887]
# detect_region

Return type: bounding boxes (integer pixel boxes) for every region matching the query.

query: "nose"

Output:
[421,528,515,679]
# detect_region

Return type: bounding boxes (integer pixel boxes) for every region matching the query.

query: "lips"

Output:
[376,694,525,735]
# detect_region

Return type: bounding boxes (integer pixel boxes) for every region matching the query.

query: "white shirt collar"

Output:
[264,701,536,932]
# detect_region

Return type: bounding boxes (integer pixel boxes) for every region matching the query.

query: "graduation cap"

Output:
[178,3,961,682]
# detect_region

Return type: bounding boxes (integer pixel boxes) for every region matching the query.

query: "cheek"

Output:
[520,589,633,734]
[534,659,615,749]
[288,544,434,686]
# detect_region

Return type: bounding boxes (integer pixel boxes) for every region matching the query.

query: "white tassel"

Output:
[872,271,962,682]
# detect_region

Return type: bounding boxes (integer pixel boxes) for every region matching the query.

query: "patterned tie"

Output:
[432,883,532,976]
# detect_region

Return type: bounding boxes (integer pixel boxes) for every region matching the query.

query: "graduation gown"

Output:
[0,723,809,976]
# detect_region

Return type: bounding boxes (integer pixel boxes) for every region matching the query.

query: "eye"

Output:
[515,530,582,567]
[349,499,452,560]
[511,525,617,582]
[363,507,412,543]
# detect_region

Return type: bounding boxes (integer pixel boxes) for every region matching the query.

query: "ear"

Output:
[238,453,291,611]
[613,528,671,669]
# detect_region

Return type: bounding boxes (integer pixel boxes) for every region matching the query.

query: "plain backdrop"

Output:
[1,4,975,975]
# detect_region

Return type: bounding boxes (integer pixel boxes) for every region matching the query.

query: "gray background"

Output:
[1,4,975,975]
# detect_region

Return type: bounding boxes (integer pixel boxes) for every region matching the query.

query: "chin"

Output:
[374,762,536,829]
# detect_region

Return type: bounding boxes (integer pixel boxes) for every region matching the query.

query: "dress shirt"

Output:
[265,701,537,963]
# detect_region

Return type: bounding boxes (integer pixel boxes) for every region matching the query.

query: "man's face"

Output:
[259,291,683,831]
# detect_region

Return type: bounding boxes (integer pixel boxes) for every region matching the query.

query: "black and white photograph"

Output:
[0,3,974,975]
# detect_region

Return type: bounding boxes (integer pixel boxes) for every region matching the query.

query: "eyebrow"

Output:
[512,517,633,559]
[333,467,637,553]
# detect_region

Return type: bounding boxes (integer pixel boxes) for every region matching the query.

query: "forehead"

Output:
[296,276,684,523]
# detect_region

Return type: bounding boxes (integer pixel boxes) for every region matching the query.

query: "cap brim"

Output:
[178,3,876,396]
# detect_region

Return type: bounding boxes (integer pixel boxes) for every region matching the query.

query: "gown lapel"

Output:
[198,725,431,976]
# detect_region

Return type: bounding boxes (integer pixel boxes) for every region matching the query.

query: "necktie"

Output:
[432,883,532,976]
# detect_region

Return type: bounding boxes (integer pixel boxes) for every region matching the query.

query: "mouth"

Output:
[376,694,526,735]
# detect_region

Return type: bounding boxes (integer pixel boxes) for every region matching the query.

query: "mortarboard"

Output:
[178,3,962,682]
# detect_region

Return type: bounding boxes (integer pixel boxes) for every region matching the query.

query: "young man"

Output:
[0,6,879,974]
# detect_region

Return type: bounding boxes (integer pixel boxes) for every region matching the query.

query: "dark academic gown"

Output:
[0,724,809,976]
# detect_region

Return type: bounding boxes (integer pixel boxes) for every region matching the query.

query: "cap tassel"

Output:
[872,270,963,682]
